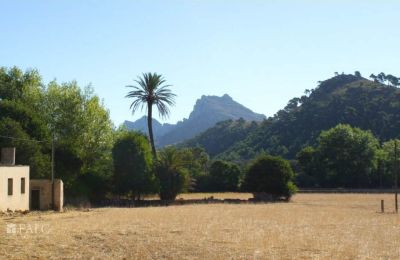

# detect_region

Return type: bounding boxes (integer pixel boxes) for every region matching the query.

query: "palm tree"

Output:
[126,73,176,158]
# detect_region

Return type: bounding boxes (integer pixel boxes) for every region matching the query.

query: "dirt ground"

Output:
[1,193,400,259]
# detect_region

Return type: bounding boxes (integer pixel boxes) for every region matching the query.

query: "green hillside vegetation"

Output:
[182,118,259,157]
[184,73,400,162]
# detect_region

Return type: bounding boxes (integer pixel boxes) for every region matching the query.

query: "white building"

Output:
[0,148,30,211]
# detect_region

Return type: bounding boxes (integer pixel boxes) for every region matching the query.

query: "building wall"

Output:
[30,179,63,211]
[0,166,30,211]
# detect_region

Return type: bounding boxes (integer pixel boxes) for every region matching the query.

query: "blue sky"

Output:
[1,1,399,126]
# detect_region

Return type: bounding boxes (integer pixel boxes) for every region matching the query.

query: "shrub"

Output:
[112,132,156,200]
[208,160,241,191]
[156,147,190,200]
[243,155,297,200]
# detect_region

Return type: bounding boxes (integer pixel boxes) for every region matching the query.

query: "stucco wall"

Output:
[0,166,30,211]
[30,179,63,211]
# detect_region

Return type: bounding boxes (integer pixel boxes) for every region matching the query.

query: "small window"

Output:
[21,178,25,194]
[8,178,13,195]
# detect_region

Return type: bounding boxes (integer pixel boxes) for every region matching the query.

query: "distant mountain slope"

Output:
[124,116,175,139]
[124,94,266,146]
[183,74,400,161]
[157,94,265,146]
[181,118,260,157]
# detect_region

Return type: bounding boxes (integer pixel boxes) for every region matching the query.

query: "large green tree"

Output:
[0,67,50,178]
[207,160,241,191]
[242,155,296,200]
[380,139,400,187]
[126,73,176,158]
[0,66,115,200]
[112,131,156,200]
[297,124,380,188]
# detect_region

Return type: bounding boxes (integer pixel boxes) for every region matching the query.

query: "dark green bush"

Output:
[243,155,297,200]
[156,147,190,200]
[208,160,241,191]
[112,132,156,200]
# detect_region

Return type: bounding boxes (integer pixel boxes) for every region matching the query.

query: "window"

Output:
[21,178,25,194]
[8,178,13,195]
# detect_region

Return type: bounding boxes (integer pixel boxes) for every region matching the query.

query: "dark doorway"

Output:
[31,189,40,210]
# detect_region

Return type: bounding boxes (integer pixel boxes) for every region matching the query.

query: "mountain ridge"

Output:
[124,94,266,146]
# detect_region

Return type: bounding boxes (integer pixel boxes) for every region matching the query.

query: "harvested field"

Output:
[1,193,400,259]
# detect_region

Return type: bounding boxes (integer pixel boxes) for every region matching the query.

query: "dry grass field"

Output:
[1,193,400,259]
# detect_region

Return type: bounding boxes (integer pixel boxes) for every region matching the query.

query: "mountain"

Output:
[124,117,175,139]
[183,73,400,161]
[124,94,266,146]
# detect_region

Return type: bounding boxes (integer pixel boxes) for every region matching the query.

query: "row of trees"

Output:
[112,131,297,200]
[0,68,295,202]
[118,73,296,200]
[296,124,400,188]
[370,72,400,87]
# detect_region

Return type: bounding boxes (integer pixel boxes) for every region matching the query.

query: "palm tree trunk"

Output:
[147,104,157,159]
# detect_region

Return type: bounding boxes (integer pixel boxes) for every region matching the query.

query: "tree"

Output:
[0,66,118,200]
[112,132,156,200]
[317,124,379,187]
[0,66,42,101]
[370,72,400,87]
[207,160,241,191]
[0,117,50,178]
[126,73,176,158]
[242,155,297,200]
[381,139,400,187]
[296,146,319,187]
[156,147,190,200]
[39,81,114,196]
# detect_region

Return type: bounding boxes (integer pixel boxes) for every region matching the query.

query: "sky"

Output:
[1,0,400,126]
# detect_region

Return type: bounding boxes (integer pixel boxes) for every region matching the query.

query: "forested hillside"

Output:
[184,73,400,161]
[182,118,259,157]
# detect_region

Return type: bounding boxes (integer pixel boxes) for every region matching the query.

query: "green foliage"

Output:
[0,66,115,201]
[243,155,296,200]
[126,72,176,158]
[379,139,400,187]
[112,132,156,199]
[179,147,209,177]
[370,72,400,87]
[0,117,50,178]
[183,119,259,158]
[0,66,42,101]
[318,124,379,187]
[156,147,190,200]
[296,146,319,187]
[297,124,380,188]
[185,73,400,164]
[197,160,241,192]
[39,82,115,196]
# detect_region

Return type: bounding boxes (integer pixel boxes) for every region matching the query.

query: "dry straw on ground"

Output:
[1,193,400,259]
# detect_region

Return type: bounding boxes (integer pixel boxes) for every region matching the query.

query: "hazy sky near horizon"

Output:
[1,1,399,126]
